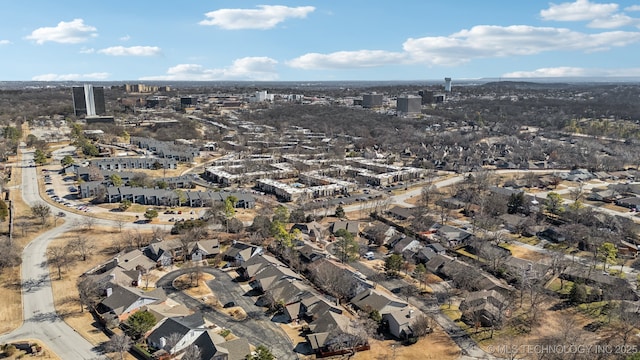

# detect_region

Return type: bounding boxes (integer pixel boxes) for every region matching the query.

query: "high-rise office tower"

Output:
[72,84,106,116]
[362,93,383,108]
[396,95,422,115]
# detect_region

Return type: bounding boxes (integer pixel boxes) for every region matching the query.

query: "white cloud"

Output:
[503,66,640,77]
[140,57,278,81]
[79,47,95,54]
[26,19,97,44]
[31,72,109,81]
[287,25,640,70]
[288,50,407,69]
[402,25,640,66]
[120,35,131,41]
[588,13,638,28]
[0,40,11,45]
[540,0,640,28]
[97,46,161,56]
[540,0,618,21]
[199,5,315,29]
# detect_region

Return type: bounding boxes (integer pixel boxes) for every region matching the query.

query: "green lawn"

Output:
[546,278,574,295]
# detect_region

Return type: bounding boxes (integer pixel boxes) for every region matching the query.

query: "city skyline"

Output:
[3,0,640,82]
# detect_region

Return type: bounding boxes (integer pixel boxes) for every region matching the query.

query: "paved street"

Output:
[156,268,296,360]
[0,148,104,359]
[0,146,173,359]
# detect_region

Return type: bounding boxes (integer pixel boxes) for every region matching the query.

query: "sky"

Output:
[2,0,640,82]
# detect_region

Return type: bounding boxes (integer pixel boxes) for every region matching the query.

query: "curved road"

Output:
[0,147,172,359]
[0,149,104,359]
[157,268,295,360]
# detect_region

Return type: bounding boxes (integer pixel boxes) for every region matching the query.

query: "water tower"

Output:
[444,77,452,92]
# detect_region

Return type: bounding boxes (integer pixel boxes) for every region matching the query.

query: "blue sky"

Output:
[2,0,640,81]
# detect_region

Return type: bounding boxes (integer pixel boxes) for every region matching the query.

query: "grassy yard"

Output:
[353,321,460,360]
[546,277,574,295]
[440,304,462,321]
[48,226,151,359]
[0,160,69,335]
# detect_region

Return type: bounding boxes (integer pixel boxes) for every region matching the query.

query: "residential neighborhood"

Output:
[3,80,640,360]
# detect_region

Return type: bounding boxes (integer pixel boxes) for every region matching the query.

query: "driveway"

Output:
[157,268,296,360]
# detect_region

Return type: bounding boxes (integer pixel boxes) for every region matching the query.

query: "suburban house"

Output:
[306,311,352,354]
[224,242,263,266]
[431,224,473,247]
[386,206,416,221]
[362,222,398,246]
[426,254,513,297]
[350,288,408,315]
[536,227,566,243]
[97,284,166,321]
[190,239,221,261]
[115,249,157,273]
[147,312,207,355]
[284,294,343,323]
[382,307,420,339]
[329,221,360,235]
[414,247,438,264]
[190,331,250,360]
[249,263,303,293]
[291,221,326,242]
[298,244,327,263]
[145,239,182,267]
[459,290,510,327]
[616,197,640,210]
[587,189,620,203]
[561,267,638,301]
[392,236,421,255]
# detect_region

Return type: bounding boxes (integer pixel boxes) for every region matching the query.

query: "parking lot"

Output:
[42,167,90,211]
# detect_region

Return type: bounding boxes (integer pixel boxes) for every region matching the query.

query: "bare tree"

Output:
[48,245,70,279]
[164,332,183,353]
[479,242,510,274]
[115,218,126,233]
[77,276,102,313]
[103,333,132,360]
[0,238,21,269]
[67,236,95,261]
[30,202,51,227]
[325,319,369,359]
[181,344,203,360]
[410,313,433,338]
[308,260,359,303]
[82,216,96,231]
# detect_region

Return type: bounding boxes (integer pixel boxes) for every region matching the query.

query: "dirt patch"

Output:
[221,307,247,320]
[354,323,460,360]
[602,203,631,213]
[176,273,215,297]
[505,244,547,262]
[0,268,22,335]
